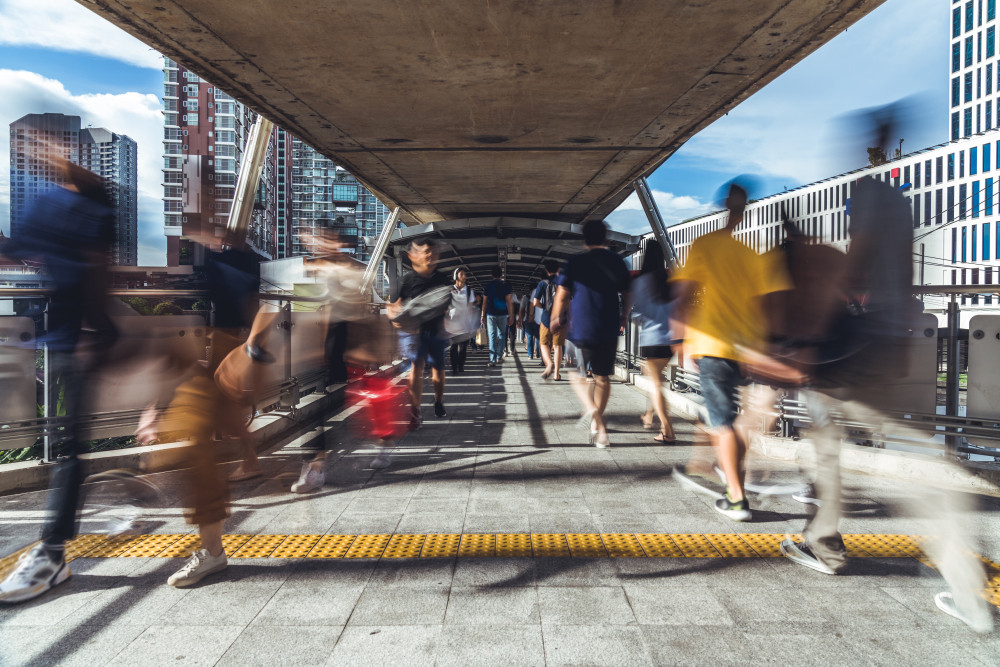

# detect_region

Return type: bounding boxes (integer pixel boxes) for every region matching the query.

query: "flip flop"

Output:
[654,432,675,443]
[229,468,263,482]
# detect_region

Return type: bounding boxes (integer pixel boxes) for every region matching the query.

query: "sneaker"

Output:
[291,462,325,493]
[434,400,447,418]
[934,591,994,633]
[714,493,752,521]
[370,451,392,469]
[792,484,821,506]
[673,464,726,500]
[167,549,228,587]
[780,538,837,575]
[0,545,70,604]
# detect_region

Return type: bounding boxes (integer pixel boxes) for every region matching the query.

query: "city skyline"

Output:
[0,0,945,264]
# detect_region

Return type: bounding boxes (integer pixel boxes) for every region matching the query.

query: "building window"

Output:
[915,162,922,188]
[925,189,933,225]
[949,153,956,180]
[953,228,958,263]
[986,223,992,261]
[968,1,975,31]
[991,0,997,21]
[955,6,963,36]
[990,178,996,215]
[954,42,961,72]
[949,186,956,222]
[990,27,997,57]
[967,71,974,101]
[960,183,968,219]
[974,225,979,261]
[965,107,973,137]
[974,180,981,217]
[913,193,921,227]
[963,227,968,262]
[988,101,994,131]
[972,147,978,175]
[967,35,975,66]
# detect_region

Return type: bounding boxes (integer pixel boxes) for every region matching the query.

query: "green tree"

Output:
[867,146,888,167]
[152,301,183,316]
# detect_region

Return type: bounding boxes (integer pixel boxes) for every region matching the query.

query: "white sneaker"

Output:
[0,545,70,604]
[291,462,325,494]
[934,591,994,633]
[167,549,228,587]
[370,452,392,469]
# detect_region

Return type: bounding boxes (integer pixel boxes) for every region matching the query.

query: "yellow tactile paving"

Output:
[601,533,645,557]
[221,534,254,554]
[458,533,496,557]
[157,535,201,558]
[420,533,461,558]
[306,535,357,559]
[271,535,322,559]
[120,534,185,558]
[83,535,143,558]
[65,534,108,561]
[671,533,722,558]
[531,533,570,558]
[568,533,611,558]
[496,533,532,557]
[738,533,800,557]
[383,534,426,558]
[230,534,286,559]
[634,533,683,558]
[345,534,391,559]
[705,534,759,558]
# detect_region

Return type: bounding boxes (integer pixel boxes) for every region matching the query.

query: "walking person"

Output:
[631,243,677,443]
[449,267,476,374]
[669,182,791,520]
[388,238,451,428]
[0,159,118,603]
[532,260,565,380]
[480,266,514,367]
[550,220,630,448]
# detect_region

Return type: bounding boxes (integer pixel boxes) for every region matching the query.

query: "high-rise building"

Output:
[79,127,139,266]
[8,113,81,239]
[9,114,138,266]
[950,1,1000,140]
[162,58,280,265]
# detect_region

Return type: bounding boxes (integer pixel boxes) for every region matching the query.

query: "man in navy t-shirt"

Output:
[479,266,514,366]
[551,219,630,448]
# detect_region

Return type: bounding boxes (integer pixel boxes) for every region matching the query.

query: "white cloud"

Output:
[0,0,162,70]
[606,190,713,237]
[0,69,166,265]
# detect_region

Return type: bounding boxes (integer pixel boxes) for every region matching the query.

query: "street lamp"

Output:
[898,138,904,159]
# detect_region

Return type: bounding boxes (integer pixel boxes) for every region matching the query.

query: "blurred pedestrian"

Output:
[448,267,476,374]
[550,220,630,448]
[533,260,564,380]
[481,266,514,367]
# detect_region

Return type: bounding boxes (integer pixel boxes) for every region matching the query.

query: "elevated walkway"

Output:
[1,346,999,664]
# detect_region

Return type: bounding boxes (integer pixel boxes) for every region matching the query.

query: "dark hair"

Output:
[582,219,607,246]
[639,242,670,302]
[491,266,503,279]
[409,237,436,251]
[65,161,110,206]
[542,259,559,274]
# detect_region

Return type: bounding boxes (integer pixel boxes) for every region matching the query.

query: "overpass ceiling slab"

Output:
[80,0,884,224]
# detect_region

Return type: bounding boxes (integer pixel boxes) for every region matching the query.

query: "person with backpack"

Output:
[532,260,564,380]
[480,266,515,367]
[448,267,476,374]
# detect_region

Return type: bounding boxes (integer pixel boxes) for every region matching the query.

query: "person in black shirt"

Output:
[389,238,452,429]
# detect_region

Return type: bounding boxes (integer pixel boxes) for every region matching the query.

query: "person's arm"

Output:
[550,285,570,331]
[619,289,632,335]
[506,293,515,326]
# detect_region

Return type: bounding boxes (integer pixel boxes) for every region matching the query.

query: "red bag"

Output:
[347,377,408,440]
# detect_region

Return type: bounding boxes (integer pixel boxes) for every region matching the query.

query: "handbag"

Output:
[474,327,488,346]
[445,287,479,341]
[214,336,260,405]
[390,285,452,331]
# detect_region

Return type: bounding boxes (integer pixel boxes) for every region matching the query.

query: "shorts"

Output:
[641,345,673,360]
[409,329,447,371]
[576,339,617,377]
[540,323,566,347]
[696,356,743,430]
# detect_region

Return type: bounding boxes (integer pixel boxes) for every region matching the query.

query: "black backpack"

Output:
[543,279,558,314]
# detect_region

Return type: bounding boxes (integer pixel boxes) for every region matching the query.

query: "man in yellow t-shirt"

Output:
[670,183,791,521]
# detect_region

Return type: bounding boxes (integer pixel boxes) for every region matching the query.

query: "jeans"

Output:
[526,330,537,357]
[486,315,507,363]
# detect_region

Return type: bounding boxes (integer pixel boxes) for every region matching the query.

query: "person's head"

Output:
[57,158,108,204]
[303,221,347,257]
[640,242,665,275]
[542,259,559,276]
[407,238,438,274]
[724,183,748,231]
[491,266,503,280]
[582,219,608,247]
[453,267,467,287]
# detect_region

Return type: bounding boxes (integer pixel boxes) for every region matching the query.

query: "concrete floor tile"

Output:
[368,558,455,588]
[328,512,401,534]
[404,498,467,514]
[107,623,244,667]
[624,584,734,626]
[0,619,146,667]
[395,513,465,534]
[328,625,441,666]
[436,625,544,667]
[444,586,539,625]
[161,579,284,627]
[348,587,450,625]
[811,586,927,629]
[73,579,190,627]
[462,513,531,533]
[537,586,636,625]
[344,497,411,514]
[253,585,363,626]
[542,625,653,666]
[534,557,621,587]
[640,625,748,666]
[217,624,340,666]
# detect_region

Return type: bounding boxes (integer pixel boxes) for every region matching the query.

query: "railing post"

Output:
[41,304,54,463]
[279,300,298,409]
[945,296,961,457]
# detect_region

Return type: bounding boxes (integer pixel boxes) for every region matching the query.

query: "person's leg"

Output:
[450,342,460,373]
[592,374,610,433]
[457,340,468,372]
[553,343,563,380]
[645,357,674,439]
[697,357,750,518]
[432,368,445,402]
[486,316,501,364]
[409,359,426,413]
[539,326,553,376]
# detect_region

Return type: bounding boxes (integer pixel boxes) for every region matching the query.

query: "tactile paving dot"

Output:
[737,533,799,557]
[458,534,496,557]
[670,534,722,558]
[420,534,460,558]
[841,534,882,557]
[875,534,927,559]
[705,534,758,558]
[230,534,286,559]
[531,533,570,558]
[495,534,532,557]
[65,534,109,561]
[634,534,682,558]
[271,535,322,559]
[383,534,426,558]
[306,535,357,559]
[120,534,185,558]
[221,534,254,554]
[0,542,37,579]
[83,535,143,558]
[345,534,391,559]
[156,535,201,558]
[567,533,610,558]
[600,533,644,558]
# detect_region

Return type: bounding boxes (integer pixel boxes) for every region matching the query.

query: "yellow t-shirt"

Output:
[670,230,791,361]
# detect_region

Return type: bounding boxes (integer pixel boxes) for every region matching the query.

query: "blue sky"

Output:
[0,0,946,264]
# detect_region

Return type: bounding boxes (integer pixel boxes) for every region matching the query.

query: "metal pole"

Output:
[945,296,961,457]
[632,177,680,265]
[360,207,401,298]
[41,306,53,463]
[225,116,274,246]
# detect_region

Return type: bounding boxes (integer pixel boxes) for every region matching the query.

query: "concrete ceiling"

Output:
[79,0,884,227]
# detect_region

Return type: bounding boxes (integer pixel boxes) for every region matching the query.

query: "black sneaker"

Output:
[434,401,447,418]
[780,538,837,575]
[714,493,752,521]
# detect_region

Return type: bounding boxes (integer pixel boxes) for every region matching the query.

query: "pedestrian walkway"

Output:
[1,347,999,665]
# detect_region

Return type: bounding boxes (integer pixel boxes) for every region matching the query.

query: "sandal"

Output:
[653,432,675,443]
[640,414,654,429]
